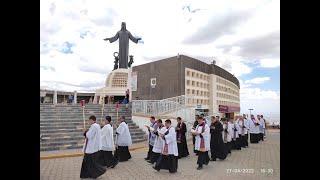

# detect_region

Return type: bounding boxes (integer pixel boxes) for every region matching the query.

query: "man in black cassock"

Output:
[210,116,228,161]
[176,117,189,159]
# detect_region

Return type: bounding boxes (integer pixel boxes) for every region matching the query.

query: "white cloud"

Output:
[259,58,280,68]
[241,88,279,100]
[245,77,271,84]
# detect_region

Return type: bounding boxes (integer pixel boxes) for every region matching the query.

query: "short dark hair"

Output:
[150,116,155,120]
[211,116,216,119]
[165,119,171,124]
[105,116,111,122]
[157,119,162,123]
[89,115,96,121]
[121,116,125,120]
[198,116,203,120]
[177,117,182,120]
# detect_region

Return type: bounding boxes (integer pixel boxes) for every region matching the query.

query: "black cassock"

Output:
[176,122,190,158]
[97,150,118,168]
[80,152,106,179]
[114,146,132,162]
[210,121,228,160]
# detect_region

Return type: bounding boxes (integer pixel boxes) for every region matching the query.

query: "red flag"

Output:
[80,100,85,107]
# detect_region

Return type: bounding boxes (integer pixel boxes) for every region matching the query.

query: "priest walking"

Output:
[80,115,106,179]
[114,116,132,162]
[98,116,118,168]
[192,116,211,170]
[154,119,179,173]
[210,116,228,161]
[176,117,189,158]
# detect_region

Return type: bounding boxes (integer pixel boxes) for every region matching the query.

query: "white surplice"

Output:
[152,126,167,153]
[238,120,245,136]
[243,118,250,134]
[116,122,132,146]
[249,118,260,134]
[259,118,265,133]
[194,123,211,151]
[100,124,114,151]
[222,123,233,142]
[233,120,240,139]
[162,126,178,156]
[83,123,101,154]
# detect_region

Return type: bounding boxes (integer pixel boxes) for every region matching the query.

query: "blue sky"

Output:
[40,0,280,116]
[241,67,280,91]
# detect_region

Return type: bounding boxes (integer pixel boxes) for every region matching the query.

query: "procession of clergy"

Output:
[80,114,267,179]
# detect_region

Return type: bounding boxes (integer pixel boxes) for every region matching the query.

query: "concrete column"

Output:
[99,96,103,105]
[53,90,58,104]
[93,95,97,104]
[74,91,77,104]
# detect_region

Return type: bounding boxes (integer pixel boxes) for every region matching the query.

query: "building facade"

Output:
[131,55,240,118]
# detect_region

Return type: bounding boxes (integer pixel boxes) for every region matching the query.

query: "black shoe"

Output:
[197,166,203,170]
[147,160,153,164]
[144,157,149,160]
[205,161,209,165]
[153,166,160,172]
[111,161,118,168]
[210,158,216,161]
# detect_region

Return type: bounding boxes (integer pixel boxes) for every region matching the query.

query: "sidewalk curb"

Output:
[41,145,146,160]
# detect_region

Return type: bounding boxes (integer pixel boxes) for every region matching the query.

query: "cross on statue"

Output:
[104,22,142,69]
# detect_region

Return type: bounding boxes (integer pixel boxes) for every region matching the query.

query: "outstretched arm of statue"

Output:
[128,32,141,43]
[104,32,119,43]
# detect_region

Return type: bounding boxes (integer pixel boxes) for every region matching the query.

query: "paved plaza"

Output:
[40,130,279,180]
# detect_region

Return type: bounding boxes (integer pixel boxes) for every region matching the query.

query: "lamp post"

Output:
[248,108,254,117]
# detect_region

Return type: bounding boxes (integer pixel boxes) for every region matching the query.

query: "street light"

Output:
[248,108,254,117]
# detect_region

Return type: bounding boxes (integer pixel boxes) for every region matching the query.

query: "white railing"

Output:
[132,95,196,139]
[132,95,189,116]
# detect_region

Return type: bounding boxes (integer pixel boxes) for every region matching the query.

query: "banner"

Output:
[218,105,228,113]
[131,71,137,91]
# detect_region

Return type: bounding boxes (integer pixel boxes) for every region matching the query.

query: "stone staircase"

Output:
[40,103,147,151]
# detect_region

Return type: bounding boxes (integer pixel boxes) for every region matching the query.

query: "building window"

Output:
[192,90,195,95]
[196,73,199,78]
[197,82,199,87]
[192,81,195,86]
[187,71,190,76]
[197,90,199,95]
[192,72,195,77]
[187,80,190,85]
[187,89,190,95]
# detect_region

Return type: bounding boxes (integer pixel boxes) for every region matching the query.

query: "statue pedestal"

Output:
[94,68,132,104]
